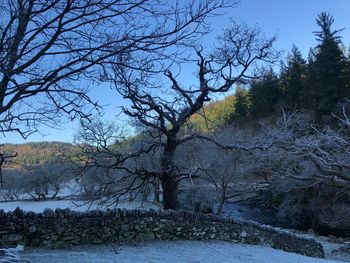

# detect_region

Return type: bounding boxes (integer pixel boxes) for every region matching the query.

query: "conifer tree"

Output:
[308,12,348,116]
[280,45,307,109]
[346,47,350,97]
[303,48,318,109]
[249,69,283,117]
[233,85,250,118]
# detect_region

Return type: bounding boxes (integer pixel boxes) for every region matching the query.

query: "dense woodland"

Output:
[231,13,349,121]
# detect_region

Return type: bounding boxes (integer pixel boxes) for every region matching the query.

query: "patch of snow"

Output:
[0,199,160,213]
[21,241,346,263]
[0,245,31,263]
[308,235,350,262]
[55,180,82,197]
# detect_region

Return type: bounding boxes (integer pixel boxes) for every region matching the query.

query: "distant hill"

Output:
[0,96,237,166]
[0,141,77,166]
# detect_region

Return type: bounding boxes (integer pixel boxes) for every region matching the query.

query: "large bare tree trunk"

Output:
[162,175,178,210]
[160,140,179,210]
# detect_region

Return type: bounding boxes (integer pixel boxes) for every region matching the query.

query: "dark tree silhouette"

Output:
[0,148,17,188]
[280,45,307,108]
[0,0,235,194]
[249,69,283,117]
[112,22,277,209]
[0,0,231,138]
[233,85,250,119]
[308,12,348,115]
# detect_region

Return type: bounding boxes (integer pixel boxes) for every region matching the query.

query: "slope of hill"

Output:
[189,95,235,132]
[0,95,237,166]
[0,142,77,166]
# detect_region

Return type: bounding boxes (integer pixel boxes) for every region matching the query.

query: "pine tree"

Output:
[249,69,283,117]
[346,47,350,98]
[280,45,307,109]
[233,85,250,119]
[303,48,318,109]
[308,12,348,116]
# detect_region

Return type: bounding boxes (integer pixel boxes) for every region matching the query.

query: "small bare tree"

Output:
[199,146,246,215]
[0,168,24,201]
[181,125,272,215]
[0,148,17,188]
[21,163,70,201]
[71,119,159,206]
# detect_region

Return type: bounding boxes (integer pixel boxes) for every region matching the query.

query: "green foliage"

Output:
[1,142,77,166]
[249,69,283,117]
[233,86,251,119]
[346,48,350,96]
[245,13,350,119]
[280,45,307,108]
[307,12,348,115]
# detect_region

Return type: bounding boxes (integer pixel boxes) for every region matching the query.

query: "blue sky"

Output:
[4,0,350,144]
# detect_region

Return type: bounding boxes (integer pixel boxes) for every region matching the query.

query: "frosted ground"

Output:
[20,241,346,263]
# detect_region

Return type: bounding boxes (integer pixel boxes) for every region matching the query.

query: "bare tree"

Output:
[108,22,277,210]
[249,104,350,233]
[268,103,350,188]
[0,0,232,138]
[0,162,71,201]
[178,125,272,215]
[71,119,158,206]
[0,149,17,188]
[199,146,246,215]
[21,163,70,201]
[0,0,236,207]
[0,168,24,200]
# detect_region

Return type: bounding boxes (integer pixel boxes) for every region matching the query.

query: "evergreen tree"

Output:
[346,47,350,97]
[280,45,307,108]
[308,12,348,116]
[249,69,283,117]
[303,48,318,109]
[233,85,250,119]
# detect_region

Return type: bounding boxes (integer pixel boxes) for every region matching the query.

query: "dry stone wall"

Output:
[0,207,324,258]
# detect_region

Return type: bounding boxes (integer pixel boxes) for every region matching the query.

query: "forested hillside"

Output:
[1,142,77,166]
[0,95,236,167]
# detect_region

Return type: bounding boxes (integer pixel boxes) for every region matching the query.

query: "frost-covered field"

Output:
[20,241,345,263]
